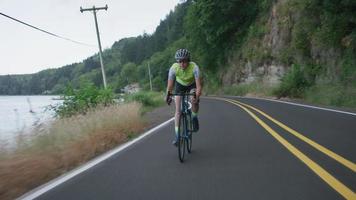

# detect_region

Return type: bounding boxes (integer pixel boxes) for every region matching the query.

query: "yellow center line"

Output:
[229,99,356,173]
[210,97,355,199]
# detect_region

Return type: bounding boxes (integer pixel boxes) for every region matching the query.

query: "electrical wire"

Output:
[0,12,96,47]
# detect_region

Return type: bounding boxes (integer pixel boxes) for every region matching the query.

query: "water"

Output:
[0,96,61,144]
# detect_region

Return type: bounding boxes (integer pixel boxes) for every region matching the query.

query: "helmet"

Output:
[175,49,190,61]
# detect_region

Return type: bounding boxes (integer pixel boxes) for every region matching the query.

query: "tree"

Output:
[121,62,138,84]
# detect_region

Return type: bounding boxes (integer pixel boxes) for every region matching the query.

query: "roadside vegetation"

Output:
[0,84,164,200]
[125,91,165,113]
[0,0,355,197]
[222,81,277,97]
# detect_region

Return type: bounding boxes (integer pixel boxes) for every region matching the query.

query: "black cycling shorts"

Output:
[174,81,196,94]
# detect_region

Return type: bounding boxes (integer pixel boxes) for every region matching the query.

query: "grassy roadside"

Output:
[0,92,165,200]
[221,82,277,98]
[220,81,356,110]
[125,91,165,114]
[304,84,356,109]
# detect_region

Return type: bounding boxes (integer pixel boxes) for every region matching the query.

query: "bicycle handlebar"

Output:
[170,92,196,96]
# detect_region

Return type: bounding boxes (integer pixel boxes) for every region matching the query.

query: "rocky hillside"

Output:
[223,0,355,87]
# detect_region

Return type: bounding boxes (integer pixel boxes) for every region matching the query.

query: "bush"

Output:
[203,72,221,95]
[51,82,114,118]
[274,64,310,98]
[125,91,164,108]
[341,48,356,86]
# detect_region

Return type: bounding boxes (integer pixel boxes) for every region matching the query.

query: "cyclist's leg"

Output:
[170,95,181,145]
[191,99,199,131]
[174,95,182,134]
[186,83,198,112]
[189,85,199,131]
[191,92,199,113]
[172,81,186,145]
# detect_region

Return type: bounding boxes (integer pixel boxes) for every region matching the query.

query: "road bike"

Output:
[171,92,196,162]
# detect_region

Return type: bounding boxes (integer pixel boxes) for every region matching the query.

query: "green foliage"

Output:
[223,81,276,97]
[223,85,249,96]
[291,20,312,57]
[314,0,355,48]
[121,62,138,84]
[52,82,114,118]
[240,21,271,65]
[340,48,356,86]
[273,64,310,98]
[305,84,356,108]
[304,64,323,84]
[202,72,221,95]
[125,91,164,108]
[278,47,294,65]
[185,0,263,71]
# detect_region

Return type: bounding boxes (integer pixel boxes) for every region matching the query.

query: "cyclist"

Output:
[165,48,202,146]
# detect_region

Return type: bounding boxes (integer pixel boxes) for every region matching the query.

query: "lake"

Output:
[0,96,61,144]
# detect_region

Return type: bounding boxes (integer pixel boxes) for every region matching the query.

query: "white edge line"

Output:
[219,95,356,116]
[18,117,174,200]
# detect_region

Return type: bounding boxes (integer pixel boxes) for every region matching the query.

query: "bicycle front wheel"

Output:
[178,114,186,162]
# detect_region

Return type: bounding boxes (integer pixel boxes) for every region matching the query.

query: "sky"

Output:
[0,0,181,75]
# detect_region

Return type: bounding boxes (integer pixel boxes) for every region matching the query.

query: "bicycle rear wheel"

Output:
[178,114,186,162]
[186,112,193,153]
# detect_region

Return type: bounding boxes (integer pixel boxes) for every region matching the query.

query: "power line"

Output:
[0,12,96,47]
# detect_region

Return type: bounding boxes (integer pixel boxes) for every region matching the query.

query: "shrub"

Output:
[340,48,356,86]
[274,64,310,98]
[125,91,164,108]
[51,82,114,118]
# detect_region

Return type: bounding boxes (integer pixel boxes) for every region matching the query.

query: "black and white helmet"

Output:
[175,49,190,61]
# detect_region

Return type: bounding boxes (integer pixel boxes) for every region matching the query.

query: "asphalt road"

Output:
[27,97,356,200]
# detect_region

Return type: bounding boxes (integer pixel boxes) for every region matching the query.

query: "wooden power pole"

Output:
[80,5,108,89]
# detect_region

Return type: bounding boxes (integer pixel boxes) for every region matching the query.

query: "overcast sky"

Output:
[0,0,181,75]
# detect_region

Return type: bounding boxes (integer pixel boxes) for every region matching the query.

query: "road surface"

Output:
[22,96,356,200]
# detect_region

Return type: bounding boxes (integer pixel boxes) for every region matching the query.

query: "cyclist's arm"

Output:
[193,64,202,98]
[167,66,175,93]
[167,79,174,94]
[195,77,202,98]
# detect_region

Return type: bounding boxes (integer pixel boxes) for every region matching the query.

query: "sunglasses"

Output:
[178,59,189,63]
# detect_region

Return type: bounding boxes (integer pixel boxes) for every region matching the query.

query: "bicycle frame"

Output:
[171,92,195,162]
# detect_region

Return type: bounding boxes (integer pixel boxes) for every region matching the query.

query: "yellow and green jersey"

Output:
[168,62,200,86]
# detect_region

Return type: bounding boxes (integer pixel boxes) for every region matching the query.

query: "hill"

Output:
[1,0,355,107]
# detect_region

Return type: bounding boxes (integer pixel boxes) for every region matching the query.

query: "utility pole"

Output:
[148,61,153,91]
[80,5,108,89]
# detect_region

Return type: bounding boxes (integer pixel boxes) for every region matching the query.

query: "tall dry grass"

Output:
[0,102,144,200]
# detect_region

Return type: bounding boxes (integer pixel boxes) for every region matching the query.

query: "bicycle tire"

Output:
[186,112,193,153]
[178,113,186,162]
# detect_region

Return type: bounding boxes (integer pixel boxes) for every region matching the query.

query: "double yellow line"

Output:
[212,97,356,199]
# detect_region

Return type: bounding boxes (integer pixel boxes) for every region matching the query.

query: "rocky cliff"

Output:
[222,0,355,89]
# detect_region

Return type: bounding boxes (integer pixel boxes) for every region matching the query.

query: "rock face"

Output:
[267,3,292,59]
[222,61,285,86]
[243,63,285,85]
[222,1,291,87]
[222,0,346,87]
